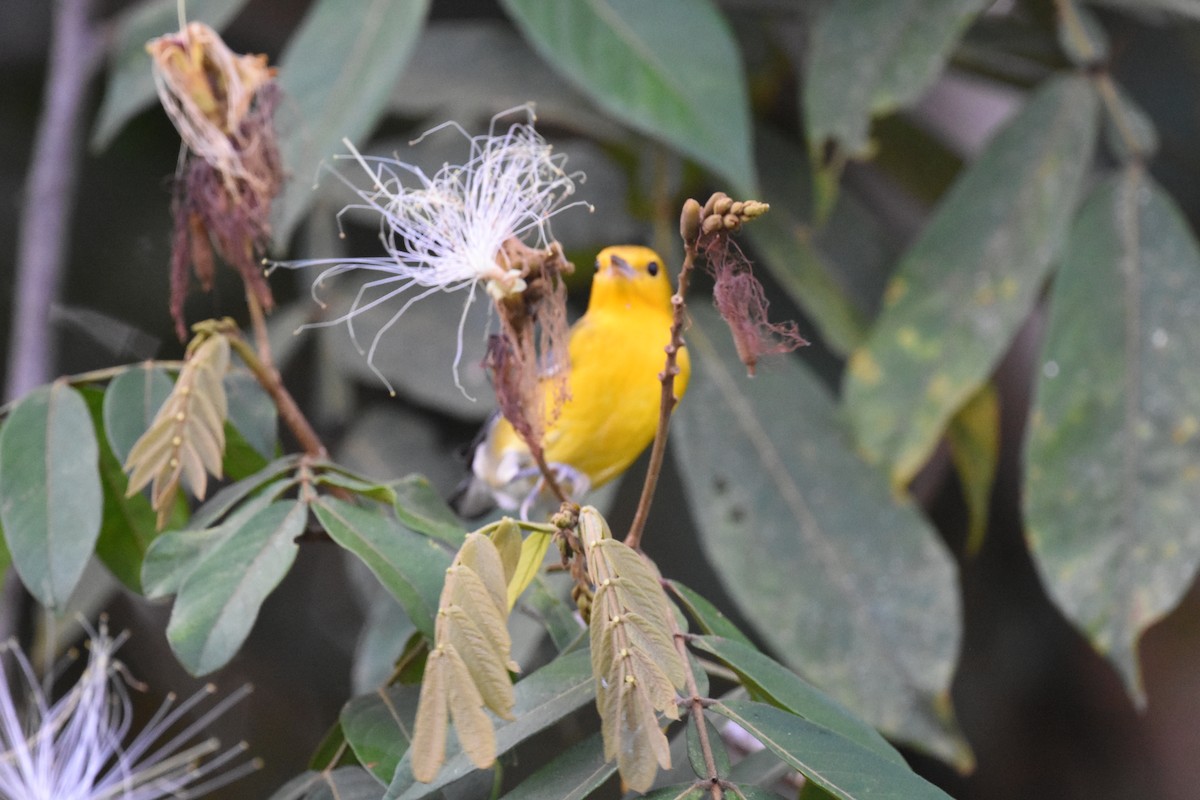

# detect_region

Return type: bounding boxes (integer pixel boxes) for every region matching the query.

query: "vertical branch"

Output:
[624,244,696,550]
[6,0,102,400]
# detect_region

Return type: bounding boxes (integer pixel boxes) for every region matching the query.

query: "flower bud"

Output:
[680,198,702,243]
[701,215,724,236]
[713,195,734,216]
[722,213,741,232]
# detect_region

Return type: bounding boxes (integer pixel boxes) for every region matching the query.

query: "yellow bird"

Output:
[456,245,690,517]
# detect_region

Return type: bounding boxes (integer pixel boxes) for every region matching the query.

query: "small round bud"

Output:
[702,191,728,218]
[713,195,733,216]
[680,198,702,243]
[723,213,741,231]
[742,200,769,219]
[701,215,724,236]
[731,201,744,216]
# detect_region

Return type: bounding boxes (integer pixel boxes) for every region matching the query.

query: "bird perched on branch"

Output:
[455,245,690,517]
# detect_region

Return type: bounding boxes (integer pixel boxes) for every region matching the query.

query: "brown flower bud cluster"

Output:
[680,192,769,244]
[680,192,807,376]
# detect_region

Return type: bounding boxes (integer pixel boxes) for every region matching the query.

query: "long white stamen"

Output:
[272,105,591,395]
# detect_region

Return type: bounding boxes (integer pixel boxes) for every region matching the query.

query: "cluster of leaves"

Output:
[5,0,1200,797]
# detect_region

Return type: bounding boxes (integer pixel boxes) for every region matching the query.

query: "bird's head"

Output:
[589,245,674,311]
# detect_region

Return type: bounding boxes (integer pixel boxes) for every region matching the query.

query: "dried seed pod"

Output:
[680,198,702,244]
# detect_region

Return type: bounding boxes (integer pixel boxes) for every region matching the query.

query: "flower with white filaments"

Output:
[0,623,256,800]
[275,106,591,397]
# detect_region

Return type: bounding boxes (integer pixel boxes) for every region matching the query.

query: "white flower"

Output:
[0,624,255,800]
[277,106,590,395]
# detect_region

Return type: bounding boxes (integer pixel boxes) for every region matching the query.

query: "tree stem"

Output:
[624,244,696,550]
[6,0,102,400]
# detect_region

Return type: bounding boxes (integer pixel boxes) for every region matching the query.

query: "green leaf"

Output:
[386,649,595,799]
[1024,169,1200,701]
[222,420,270,481]
[0,383,103,609]
[666,580,753,647]
[1086,0,1200,20]
[392,474,466,547]
[274,0,431,243]
[500,0,756,196]
[497,731,614,800]
[691,635,901,766]
[313,496,450,641]
[83,386,177,593]
[89,0,251,150]
[639,785,706,800]
[103,364,174,463]
[267,767,387,800]
[354,595,418,694]
[736,786,793,800]
[166,499,305,675]
[523,573,586,652]
[710,698,954,800]
[315,470,399,506]
[225,370,278,461]
[142,474,297,599]
[188,455,300,530]
[342,684,423,783]
[946,383,1000,556]
[843,74,1099,486]
[673,306,965,765]
[805,0,991,158]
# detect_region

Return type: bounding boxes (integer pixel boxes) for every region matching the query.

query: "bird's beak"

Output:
[606,254,637,279]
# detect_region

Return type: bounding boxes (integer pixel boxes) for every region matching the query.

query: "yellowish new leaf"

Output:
[410,647,451,783]
[444,644,497,771]
[506,529,551,610]
[124,334,230,527]
[445,606,515,719]
[458,532,508,617]
[489,518,523,587]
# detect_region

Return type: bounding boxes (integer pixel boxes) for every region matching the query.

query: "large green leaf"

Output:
[804,0,990,158]
[0,383,103,609]
[267,767,386,800]
[342,684,423,783]
[843,74,1099,486]
[89,0,251,150]
[386,649,595,799]
[498,731,614,800]
[1024,169,1200,701]
[500,0,756,195]
[142,474,297,599]
[692,635,901,766]
[83,386,176,593]
[1086,0,1200,20]
[710,698,954,800]
[673,306,964,765]
[166,499,305,675]
[225,370,278,462]
[312,496,450,641]
[391,475,467,547]
[103,364,174,463]
[274,0,431,243]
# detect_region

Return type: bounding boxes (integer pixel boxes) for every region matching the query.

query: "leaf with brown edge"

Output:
[125,334,230,527]
[410,647,450,784]
[580,505,684,792]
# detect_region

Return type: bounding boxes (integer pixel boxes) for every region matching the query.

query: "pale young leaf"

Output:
[446,606,516,719]
[458,532,509,618]
[410,648,450,783]
[447,566,514,668]
[489,518,523,589]
[444,644,497,771]
[124,335,230,526]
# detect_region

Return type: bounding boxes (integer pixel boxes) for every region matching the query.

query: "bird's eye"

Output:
[647,261,659,277]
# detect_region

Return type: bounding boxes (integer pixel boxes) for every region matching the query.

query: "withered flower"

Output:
[148,22,283,340]
[684,193,808,375]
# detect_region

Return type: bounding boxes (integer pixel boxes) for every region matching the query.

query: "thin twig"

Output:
[223,322,328,459]
[667,592,724,800]
[6,0,102,400]
[625,246,695,550]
